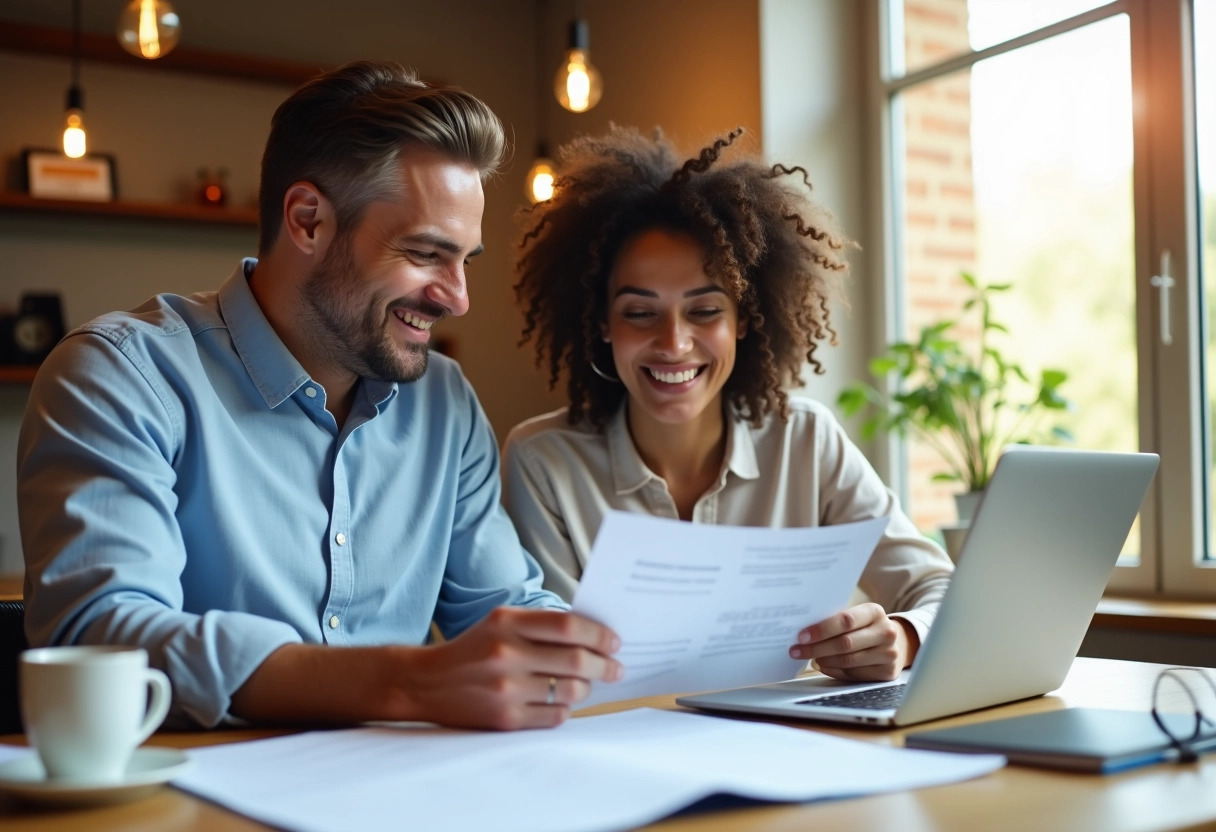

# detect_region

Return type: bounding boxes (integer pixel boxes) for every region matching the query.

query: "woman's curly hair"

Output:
[513,125,853,429]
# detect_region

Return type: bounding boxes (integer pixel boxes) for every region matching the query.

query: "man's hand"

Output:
[400,607,622,730]
[787,602,919,682]
[230,608,621,730]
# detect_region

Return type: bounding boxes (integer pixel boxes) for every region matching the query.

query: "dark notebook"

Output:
[905,708,1216,773]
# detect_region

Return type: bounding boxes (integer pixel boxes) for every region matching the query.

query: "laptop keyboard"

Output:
[797,683,908,710]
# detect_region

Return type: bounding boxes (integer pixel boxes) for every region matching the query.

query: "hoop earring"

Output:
[590,360,622,384]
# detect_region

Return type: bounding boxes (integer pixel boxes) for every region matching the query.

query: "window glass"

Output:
[896,14,1139,556]
[898,0,1117,77]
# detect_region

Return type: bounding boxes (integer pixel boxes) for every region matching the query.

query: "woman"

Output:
[503,126,952,683]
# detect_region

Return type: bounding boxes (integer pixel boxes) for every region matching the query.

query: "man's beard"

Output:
[300,234,431,384]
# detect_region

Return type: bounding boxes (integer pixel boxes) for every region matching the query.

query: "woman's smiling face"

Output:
[603,228,746,429]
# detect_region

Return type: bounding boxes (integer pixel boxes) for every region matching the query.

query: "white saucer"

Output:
[0,747,192,807]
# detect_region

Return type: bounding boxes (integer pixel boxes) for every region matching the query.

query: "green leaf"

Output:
[1051,425,1076,442]
[836,387,867,414]
[922,322,954,341]
[1039,389,1070,409]
[1041,368,1068,387]
[869,356,899,376]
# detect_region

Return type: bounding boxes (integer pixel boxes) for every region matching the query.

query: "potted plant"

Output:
[836,273,1074,528]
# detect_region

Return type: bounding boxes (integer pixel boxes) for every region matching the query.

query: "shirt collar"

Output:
[724,407,761,481]
[606,404,651,495]
[604,401,762,495]
[217,258,316,409]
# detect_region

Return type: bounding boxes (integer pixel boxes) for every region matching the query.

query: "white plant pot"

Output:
[953,490,985,526]
[940,525,969,564]
[939,490,985,564]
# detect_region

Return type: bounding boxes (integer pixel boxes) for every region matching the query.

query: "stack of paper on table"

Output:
[171,709,1003,832]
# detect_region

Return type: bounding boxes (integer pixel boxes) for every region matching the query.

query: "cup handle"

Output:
[134,668,172,746]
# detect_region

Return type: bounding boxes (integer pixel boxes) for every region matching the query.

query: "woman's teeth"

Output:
[649,368,698,384]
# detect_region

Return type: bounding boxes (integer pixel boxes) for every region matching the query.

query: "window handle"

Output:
[1150,249,1174,346]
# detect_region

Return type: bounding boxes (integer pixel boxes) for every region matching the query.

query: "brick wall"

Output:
[901,0,977,531]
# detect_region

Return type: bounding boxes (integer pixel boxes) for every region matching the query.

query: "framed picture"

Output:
[21,148,117,202]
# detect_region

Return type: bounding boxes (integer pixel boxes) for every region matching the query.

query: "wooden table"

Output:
[0,575,21,602]
[0,656,1213,831]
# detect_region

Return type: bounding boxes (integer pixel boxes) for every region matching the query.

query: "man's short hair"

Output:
[258,60,507,253]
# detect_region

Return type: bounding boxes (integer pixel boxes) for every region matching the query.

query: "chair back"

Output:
[0,600,27,734]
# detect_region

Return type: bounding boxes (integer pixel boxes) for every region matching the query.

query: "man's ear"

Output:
[281,182,335,258]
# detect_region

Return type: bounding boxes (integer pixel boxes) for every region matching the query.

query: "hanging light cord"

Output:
[535,0,546,142]
[70,0,81,89]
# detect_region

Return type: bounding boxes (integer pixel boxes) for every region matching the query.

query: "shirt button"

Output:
[304,387,317,398]
[328,615,340,629]
[335,532,347,546]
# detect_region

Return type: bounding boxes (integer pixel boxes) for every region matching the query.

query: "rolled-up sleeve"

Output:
[18,333,301,728]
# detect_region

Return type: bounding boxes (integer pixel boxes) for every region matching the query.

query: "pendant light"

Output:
[526,3,558,203]
[117,0,182,60]
[62,0,86,159]
[553,4,602,113]
[525,144,557,204]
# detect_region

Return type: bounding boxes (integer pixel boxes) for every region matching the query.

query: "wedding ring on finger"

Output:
[546,675,558,706]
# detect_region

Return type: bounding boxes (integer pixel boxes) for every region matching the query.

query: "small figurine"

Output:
[196,167,229,207]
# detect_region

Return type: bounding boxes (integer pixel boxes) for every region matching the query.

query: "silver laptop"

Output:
[676,445,1159,727]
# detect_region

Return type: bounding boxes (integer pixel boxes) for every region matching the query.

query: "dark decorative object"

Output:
[0,293,67,365]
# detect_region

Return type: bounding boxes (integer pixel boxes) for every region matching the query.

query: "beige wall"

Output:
[0,0,788,573]
[760,0,869,407]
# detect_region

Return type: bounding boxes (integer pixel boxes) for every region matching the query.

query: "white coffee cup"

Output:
[19,645,172,783]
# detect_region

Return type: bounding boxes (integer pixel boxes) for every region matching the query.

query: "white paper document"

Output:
[174,708,1003,832]
[572,511,890,707]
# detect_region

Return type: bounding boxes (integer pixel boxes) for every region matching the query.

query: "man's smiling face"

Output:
[301,146,485,383]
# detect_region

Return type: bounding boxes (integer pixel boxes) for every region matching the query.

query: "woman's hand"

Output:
[788,602,919,682]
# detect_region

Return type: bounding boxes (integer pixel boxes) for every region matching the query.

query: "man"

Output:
[17,60,620,731]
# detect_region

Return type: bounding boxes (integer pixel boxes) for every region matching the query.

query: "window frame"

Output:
[866,0,1213,597]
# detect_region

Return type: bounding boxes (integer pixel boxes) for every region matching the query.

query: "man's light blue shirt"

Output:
[18,259,565,727]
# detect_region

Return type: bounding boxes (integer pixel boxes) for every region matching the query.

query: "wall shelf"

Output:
[0,366,38,385]
[0,21,297,230]
[0,25,269,387]
[0,21,323,86]
[0,191,257,227]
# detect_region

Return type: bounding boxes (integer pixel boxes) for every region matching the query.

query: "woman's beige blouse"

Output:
[502,397,954,644]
